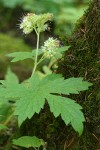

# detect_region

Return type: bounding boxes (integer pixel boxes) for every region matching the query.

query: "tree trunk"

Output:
[58,0,100,149]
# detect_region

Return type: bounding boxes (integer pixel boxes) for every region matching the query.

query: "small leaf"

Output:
[56,46,70,53]
[13,136,45,148]
[54,46,70,59]
[7,49,43,62]
[7,52,34,62]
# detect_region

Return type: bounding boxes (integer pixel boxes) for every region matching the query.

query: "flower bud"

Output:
[41,37,60,58]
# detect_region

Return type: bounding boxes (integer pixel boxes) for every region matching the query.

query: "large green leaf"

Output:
[13,136,45,148]
[0,70,92,134]
[14,73,92,134]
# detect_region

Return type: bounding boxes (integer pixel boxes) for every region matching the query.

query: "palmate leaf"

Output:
[7,49,43,62]
[13,73,92,134]
[13,136,45,148]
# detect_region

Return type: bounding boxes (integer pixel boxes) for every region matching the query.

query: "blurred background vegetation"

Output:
[0,0,91,77]
[0,0,90,35]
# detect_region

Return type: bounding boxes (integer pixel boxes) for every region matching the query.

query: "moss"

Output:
[0,33,33,79]
[58,0,100,149]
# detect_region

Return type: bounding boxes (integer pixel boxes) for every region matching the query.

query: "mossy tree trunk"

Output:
[58,0,100,149]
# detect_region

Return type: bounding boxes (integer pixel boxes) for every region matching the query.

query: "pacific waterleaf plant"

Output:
[0,13,92,149]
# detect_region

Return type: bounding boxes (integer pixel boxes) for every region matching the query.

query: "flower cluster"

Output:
[20,13,53,34]
[41,37,60,58]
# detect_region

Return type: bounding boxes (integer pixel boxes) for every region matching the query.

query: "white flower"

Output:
[19,13,53,34]
[41,37,60,58]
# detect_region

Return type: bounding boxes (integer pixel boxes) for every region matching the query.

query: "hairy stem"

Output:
[31,33,40,76]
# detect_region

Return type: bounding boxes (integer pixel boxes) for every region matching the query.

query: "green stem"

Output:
[37,54,45,65]
[31,33,40,76]
[48,58,57,69]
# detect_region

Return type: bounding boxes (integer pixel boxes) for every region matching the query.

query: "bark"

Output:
[58,0,100,149]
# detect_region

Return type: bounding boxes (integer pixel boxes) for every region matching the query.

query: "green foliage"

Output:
[53,46,70,59]
[7,52,35,62]
[7,49,43,62]
[0,68,19,102]
[7,46,70,63]
[13,136,45,149]
[0,70,92,135]
[47,95,85,135]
